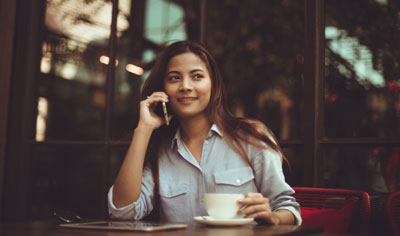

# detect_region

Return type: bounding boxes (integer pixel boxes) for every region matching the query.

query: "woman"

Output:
[108,40,301,225]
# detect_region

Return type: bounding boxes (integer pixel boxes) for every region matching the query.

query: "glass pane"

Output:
[36,0,116,140]
[29,147,105,220]
[205,0,305,140]
[321,147,400,193]
[144,0,192,44]
[109,147,129,188]
[111,0,198,139]
[282,147,304,187]
[325,0,400,138]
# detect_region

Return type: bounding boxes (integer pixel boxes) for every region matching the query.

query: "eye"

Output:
[167,75,180,81]
[193,73,204,79]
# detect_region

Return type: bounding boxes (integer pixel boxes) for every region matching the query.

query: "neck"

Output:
[178,115,212,144]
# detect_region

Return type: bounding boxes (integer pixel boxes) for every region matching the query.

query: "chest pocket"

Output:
[214,166,255,193]
[159,182,188,198]
[159,182,191,219]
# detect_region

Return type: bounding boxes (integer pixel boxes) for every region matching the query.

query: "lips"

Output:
[177,97,197,102]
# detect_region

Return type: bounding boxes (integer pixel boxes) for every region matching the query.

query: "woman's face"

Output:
[164,52,212,120]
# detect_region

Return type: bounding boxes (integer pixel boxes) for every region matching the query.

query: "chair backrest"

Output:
[293,187,371,234]
[384,191,400,236]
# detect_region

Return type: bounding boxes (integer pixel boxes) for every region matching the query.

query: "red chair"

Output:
[384,191,400,236]
[293,187,371,234]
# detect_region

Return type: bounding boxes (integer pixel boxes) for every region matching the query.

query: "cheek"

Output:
[163,83,175,97]
[198,81,212,97]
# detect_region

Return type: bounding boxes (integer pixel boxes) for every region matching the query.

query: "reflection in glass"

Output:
[45,0,128,44]
[205,0,304,140]
[321,147,400,193]
[325,0,400,138]
[35,97,49,141]
[36,0,118,140]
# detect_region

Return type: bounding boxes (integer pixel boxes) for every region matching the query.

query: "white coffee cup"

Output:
[203,193,244,219]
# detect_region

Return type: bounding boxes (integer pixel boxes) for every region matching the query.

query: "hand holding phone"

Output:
[146,93,170,126]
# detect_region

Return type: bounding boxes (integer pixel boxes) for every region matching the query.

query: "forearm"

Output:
[272,209,296,225]
[112,125,154,208]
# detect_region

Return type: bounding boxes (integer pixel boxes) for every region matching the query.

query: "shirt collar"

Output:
[209,124,223,137]
[170,124,223,149]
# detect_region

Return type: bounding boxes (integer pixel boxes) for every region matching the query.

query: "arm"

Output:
[273,209,295,225]
[238,146,301,225]
[112,92,170,208]
[112,125,153,208]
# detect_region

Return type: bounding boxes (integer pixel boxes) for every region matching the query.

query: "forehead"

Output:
[166,52,208,72]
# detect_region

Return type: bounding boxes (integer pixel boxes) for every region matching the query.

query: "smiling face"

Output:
[164,52,212,120]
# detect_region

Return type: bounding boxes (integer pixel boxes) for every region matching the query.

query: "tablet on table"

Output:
[59,221,188,232]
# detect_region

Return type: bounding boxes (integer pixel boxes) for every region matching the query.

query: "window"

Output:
[27,0,203,220]
[322,0,400,192]
[2,0,399,221]
[205,0,306,185]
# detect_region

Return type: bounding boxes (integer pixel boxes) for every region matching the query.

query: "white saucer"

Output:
[193,216,254,226]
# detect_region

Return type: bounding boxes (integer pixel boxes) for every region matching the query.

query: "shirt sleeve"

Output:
[252,148,302,225]
[107,164,155,220]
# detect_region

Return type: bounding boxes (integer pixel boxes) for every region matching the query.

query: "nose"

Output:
[179,77,193,91]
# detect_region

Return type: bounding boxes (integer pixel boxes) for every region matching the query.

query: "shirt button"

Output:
[204,140,209,145]
[236,179,241,184]
[168,191,171,195]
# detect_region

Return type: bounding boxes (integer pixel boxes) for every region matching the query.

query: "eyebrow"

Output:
[166,68,205,75]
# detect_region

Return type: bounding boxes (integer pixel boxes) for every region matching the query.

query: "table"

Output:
[0,220,323,236]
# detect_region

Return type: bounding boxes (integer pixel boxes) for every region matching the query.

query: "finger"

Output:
[144,96,169,111]
[147,92,168,100]
[239,204,269,216]
[238,193,262,205]
[246,211,268,219]
[237,198,271,217]
[146,96,168,103]
[244,192,264,198]
[167,114,174,123]
[240,196,269,205]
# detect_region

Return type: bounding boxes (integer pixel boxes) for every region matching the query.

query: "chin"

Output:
[176,111,207,120]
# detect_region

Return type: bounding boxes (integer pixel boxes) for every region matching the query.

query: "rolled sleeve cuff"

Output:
[107,185,141,220]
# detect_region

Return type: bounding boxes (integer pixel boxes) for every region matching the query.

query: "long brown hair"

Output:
[140,40,287,220]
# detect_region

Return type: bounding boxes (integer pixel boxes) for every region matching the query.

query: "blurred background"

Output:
[0,0,399,232]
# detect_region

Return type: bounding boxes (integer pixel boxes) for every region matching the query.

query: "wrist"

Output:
[134,124,156,139]
[255,213,280,225]
[136,122,156,132]
[270,212,281,225]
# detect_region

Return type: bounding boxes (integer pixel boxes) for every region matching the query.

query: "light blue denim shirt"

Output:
[108,124,302,225]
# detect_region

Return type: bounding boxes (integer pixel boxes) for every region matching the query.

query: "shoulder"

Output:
[249,144,283,172]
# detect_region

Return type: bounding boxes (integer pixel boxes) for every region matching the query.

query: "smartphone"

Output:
[161,102,169,126]
[154,99,171,126]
